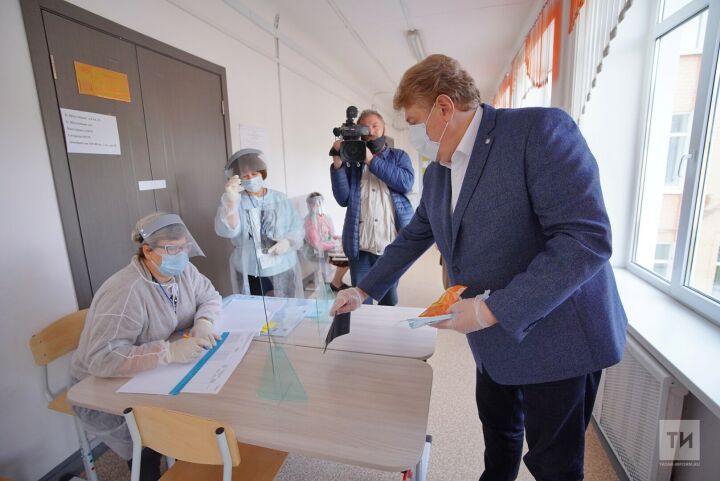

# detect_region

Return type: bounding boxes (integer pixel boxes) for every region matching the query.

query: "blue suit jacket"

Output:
[358,104,628,385]
[330,146,415,260]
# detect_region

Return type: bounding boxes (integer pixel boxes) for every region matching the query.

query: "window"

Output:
[634,11,706,281]
[653,243,674,278]
[631,0,720,323]
[661,0,695,21]
[688,50,720,303]
[713,248,720,297]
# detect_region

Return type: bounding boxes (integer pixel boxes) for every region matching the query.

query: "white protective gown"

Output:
[215,189,304,298]
[70,255,221,459]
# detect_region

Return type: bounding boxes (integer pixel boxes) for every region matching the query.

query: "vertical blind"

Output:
[569,0,633,119]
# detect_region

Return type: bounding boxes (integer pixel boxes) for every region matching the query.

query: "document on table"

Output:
[117,331,254,395]
[217,295,311,337]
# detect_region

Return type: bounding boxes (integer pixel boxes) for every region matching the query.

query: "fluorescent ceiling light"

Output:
[406,29,426,62]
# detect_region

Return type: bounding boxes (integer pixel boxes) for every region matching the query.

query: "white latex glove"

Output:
[224,175,242,200]
[268,239,291,256]
[330,287,367,315]
[433,294,497,334]
[162,337,211,364]
[189,318,220,347]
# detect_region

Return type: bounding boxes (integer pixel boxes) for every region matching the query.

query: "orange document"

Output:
[74,61,131,102]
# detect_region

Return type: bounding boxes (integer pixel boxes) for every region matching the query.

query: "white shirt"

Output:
[359,164,397,255]
[440,107,483,213]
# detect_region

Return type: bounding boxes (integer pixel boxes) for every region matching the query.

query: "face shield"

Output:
[132,213,204,258]
[306,194,326,216]
[224,148,268,179]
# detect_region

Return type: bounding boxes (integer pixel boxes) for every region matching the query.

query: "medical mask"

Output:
[366,136,386,154]
[158,252,189,277]
[409,101,450,161]
[242,175,264,193]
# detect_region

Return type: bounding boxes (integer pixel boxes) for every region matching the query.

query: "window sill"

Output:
[614,267,720,418]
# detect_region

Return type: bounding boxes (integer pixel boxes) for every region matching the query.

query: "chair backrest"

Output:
[128,406,241,466]
[29,309,88,366]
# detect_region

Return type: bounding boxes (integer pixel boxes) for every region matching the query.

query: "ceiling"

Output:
[218,0,544,109]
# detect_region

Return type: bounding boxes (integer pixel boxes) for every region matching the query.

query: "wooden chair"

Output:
[123,406,287,481]
[29,309,99,481]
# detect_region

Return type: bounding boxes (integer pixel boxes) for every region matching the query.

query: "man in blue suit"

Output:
[331,54,627,481]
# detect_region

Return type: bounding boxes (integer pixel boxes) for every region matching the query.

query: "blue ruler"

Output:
[169,331,230,396]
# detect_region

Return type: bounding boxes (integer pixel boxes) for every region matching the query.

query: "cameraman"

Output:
[329,109,415,306]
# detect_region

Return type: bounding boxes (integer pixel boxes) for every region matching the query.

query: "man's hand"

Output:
[330,287,368,315]
[365,146,374,165]
[331,140,343,169]
[433,296,498,334]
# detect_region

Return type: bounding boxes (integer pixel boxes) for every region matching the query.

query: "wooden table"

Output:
[68,342,434,472]
[256,304,437,360]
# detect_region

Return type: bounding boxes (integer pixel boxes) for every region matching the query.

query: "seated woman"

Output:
[216,148,304,298]
[303,192,349,292]
[70,212,222,481]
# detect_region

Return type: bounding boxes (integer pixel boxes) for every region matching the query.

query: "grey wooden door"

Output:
[137,47,232,295]
[43,12,157,293]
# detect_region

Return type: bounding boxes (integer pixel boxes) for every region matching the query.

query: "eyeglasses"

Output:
[152,242,194,255]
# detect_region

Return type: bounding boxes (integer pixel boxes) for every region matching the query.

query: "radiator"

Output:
[593,336,688,481]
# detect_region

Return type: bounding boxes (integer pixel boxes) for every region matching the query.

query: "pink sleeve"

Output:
[305,217,323,250]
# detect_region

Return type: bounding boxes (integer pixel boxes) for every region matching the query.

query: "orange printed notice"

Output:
[74,61,131,102]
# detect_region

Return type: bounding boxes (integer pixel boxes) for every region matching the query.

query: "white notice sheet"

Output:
[117,331,254,395]
[60,108,121,155]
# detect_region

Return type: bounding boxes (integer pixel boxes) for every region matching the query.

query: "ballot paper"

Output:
[323,312,351,353]
[407,314,452,329]
[117,331,254,395]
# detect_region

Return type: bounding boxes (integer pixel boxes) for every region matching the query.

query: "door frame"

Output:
[21,0,233,307]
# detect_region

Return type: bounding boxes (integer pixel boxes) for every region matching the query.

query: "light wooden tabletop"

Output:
[257,304,437,360]
[68,341,434,472]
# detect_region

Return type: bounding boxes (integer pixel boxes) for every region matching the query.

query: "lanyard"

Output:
[245,191,265,240]
[153,277,177,313]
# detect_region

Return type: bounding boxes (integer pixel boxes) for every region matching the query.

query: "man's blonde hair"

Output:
[393,54,481,111]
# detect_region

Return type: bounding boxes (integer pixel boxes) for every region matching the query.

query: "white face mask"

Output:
[409,100,450,161]
[242,175,264,193]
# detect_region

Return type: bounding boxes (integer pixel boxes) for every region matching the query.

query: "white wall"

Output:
[0,0,407,479]
[577,0,653,267]
[0,1,82,479]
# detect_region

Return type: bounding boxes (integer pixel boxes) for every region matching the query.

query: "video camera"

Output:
[330,106,370,165]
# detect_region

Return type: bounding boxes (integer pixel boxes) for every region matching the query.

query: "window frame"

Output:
[629,0,720,325]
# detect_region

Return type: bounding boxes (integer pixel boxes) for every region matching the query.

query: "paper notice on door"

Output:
[239,124,271,155]
[138,180,167,191]
[60,108,121,155]
[74,61,131,102]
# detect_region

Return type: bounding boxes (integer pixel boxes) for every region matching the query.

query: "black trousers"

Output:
[126,447,162,481]
[476,367,602,481]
